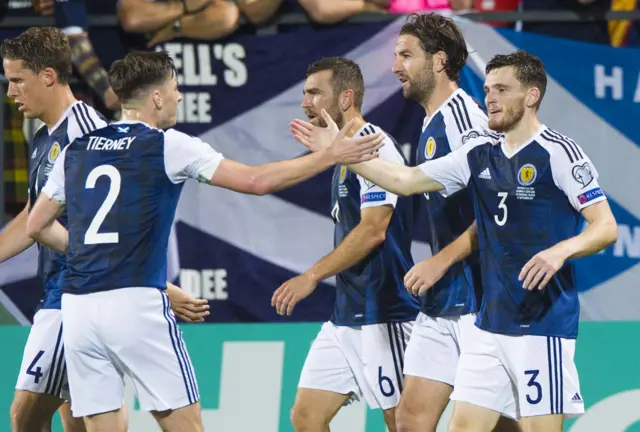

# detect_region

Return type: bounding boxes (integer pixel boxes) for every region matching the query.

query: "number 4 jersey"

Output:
[41,120,224,295]
[419,126,607,339]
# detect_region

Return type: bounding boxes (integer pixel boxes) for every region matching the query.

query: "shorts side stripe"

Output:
[166,304,199,401]
[392,323,405,372]
[161,292,193,404]
[553,337,559,414]
[546,336,554,414]
[49,344,66,397]
[386,324,403,394]
[558,338,564,414]
[44,323,63,394]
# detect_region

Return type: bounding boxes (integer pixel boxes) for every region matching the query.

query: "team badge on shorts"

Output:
[517,164,537,186]
[425,137,436,160]
[48,142,61,164]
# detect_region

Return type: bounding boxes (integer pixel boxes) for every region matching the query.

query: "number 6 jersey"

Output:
[418,126,607,339]
[41,120,224,295]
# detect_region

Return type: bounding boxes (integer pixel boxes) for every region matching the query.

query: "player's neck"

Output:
[343,112,366,137]
[120,108,157,128]
[423,80,458,117]
[503,114,543,154]
[40,86,77,130]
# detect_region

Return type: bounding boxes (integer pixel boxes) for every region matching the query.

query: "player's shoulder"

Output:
[441,90,488,135]
[67,101,108,141]
[536,127,587,165]
[360,122,404,162]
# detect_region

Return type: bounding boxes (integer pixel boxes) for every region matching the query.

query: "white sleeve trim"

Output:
[163,129,225,184]
[41,145,69,204]
[358,134,402,209]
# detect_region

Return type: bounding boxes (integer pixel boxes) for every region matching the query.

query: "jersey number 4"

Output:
[84,165,121,245]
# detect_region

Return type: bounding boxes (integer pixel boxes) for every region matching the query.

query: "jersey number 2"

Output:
[84,165,121,245]
[494,192,508,226]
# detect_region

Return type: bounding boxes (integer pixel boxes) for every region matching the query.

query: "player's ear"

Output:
[434,51,447,74]
[526,87,541,109]
[152,90,163,111]
[340,89,354,111]
[41,67,56,87]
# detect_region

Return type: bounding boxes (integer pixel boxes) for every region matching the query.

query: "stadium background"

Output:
[1,1,640,430]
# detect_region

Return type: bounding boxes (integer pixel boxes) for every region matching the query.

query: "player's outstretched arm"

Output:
[0,201,35,263]
[25,195,68,254]
[208,119,384,195]
[271,205,394,316]
[404,221,478,296]
[292,110,446,197]
[520,200,617,291]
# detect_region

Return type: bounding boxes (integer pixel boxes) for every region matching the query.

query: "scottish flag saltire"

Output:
[1,18,638,323]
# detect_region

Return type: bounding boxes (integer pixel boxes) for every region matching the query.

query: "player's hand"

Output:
[324,112,383,165]
[166,282,211,322]
[519,246,567,291]
[271,273,318,316]
[290,117,336,153]
[404,254,450,296]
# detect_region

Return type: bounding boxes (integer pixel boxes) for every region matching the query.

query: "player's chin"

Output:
[488,118,506,132]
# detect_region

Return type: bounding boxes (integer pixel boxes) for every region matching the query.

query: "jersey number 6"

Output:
[84,164,121,245]
[378,366,395,397]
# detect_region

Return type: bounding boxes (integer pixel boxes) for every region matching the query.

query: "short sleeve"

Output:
[358,134,403,209]
[418,140,478,196]
[41,145,68,204]
[163,129,225,184]
[551,148,606,212]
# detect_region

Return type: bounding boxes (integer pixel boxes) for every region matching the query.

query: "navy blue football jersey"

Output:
[28,101,106,308]
[416,89,492,317]
[420,126,606,338]
[330,123,419,326]
[41,121,224,295]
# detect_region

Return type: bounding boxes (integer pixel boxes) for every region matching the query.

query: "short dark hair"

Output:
[400,13,468,82]
[306,57,365,110]
[109,50,177,103]
[0,27,72,84]
[486,50,547,110]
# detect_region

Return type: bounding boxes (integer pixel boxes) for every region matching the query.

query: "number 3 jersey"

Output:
[330,123,419,326]
[29,102,107,308]
[419,126,607,339]
[41,121,224,295]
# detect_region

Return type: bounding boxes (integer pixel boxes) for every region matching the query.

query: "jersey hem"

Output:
[62,285,165,295]
[475,323,578,340]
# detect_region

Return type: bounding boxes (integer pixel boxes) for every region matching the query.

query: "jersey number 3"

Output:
[84,165,121,245]
[494,192,508,226]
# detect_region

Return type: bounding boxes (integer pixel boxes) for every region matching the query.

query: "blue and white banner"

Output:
[1,18,639,323]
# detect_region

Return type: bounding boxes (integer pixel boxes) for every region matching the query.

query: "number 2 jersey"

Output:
[330,123,419,326]
[419,126,606,338]
[416,89,493,318]
[41,121,224,294]
[29,101,106,308]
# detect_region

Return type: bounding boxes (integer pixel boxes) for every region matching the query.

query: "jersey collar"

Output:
[500,125,547,159]
[48,100,82,135]
[422,88,465,132]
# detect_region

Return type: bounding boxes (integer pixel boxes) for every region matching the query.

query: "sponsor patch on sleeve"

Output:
[577,187,604,205]
[361,192,387,203]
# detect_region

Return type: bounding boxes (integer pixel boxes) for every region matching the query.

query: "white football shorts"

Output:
[61,287,199,417]
[451,323,584,420]
[298,320,413,410]
[15,308,70,400]
[402,312,475,386]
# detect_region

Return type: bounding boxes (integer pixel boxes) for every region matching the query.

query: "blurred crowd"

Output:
[0,0,639,222]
